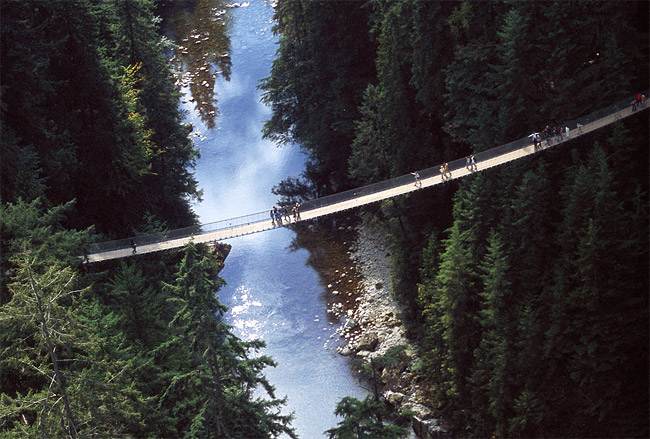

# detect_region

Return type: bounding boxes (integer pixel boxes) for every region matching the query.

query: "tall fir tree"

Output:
[159,243,296,438]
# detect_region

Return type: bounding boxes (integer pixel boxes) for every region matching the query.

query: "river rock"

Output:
[342,221,449,438]
[338,346,353,356]
[355,332,379,352]
[411,416,449,439]
[402,402,434,420]
[385,391,405,405]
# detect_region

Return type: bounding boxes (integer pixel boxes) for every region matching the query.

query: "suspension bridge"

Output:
[83,93,648,263]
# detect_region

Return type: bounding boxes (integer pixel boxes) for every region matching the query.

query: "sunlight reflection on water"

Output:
[167,1,368,437]
[230,285,264,340]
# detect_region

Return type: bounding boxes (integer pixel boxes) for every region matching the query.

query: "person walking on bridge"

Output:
[130,239,137,254]
[411,171,421,187]
[294,202,301,220]
[440,162,451,180]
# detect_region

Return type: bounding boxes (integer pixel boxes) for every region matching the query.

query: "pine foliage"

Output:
[1,1,295,437]
[263,0,649,436]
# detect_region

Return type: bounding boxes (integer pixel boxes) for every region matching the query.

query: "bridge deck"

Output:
[83,99,646,263]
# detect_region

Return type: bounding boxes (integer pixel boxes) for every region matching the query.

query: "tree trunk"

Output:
[27,267,77,439]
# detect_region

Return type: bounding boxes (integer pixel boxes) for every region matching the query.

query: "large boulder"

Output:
[385,391,405,406]
[411,416,449,439]
[403,403,450,439]
[338,346,353,356]
[355,332,379,352]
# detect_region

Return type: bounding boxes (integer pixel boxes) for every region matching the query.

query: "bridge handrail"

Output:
[85,90,647,257]
[86,210,271,254]
[300,90,647,211]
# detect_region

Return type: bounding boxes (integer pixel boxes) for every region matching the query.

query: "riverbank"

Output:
[334,219,449,439]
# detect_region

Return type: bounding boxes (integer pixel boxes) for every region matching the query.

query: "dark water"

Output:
[163,1,367,437]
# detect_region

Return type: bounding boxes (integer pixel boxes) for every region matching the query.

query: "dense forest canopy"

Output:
[261,0,649,437]
[2,0,648,437]
[1,0,295,437]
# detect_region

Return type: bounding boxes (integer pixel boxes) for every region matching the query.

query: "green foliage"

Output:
[433,219,482,423]
[541,143,649,436]
[157,242,296,438]
[261,2,648,435]
[335,346,412,439]
[3,0,647,437]
[0,123,45,202]
[350,0,444,185]
[469,230,514,436]
[106,263,166,347]
[0,0,199,235]
[417,128,649,436]
[0,1,297,437]
[0,254,146,437]
[349,84,392,183]
[0,199,91,305]
[326,396,409,439]
[260,0,376,193]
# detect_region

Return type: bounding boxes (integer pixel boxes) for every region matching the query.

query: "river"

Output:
[162,1,367,437]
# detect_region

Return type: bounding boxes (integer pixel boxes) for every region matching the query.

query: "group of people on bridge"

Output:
[412,153,478,187]
[632,93,646,111]
[531,125,570,151]
[270,202,301,227]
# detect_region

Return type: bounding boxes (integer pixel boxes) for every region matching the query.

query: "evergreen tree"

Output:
[106,262,166,347]
[535,1,647,116]
[489,5,537,140]
[0,0,74,199]
[327,347,410,439]
[349,0,431,184]
[0,258,83,437]
[545,143,648,436]
[348,84,392,184]
[0,0,196,234]
[326,396,409,439]
[108,0,200,228]
[0,254,145,437]
[159,242,296,438]
[416,233,448,400]
[443,1,505,152]
[469,230,513,437]
[0,123,45,203]
[261,0,376,194]
[432,219,482,428]
[0,199,90,304]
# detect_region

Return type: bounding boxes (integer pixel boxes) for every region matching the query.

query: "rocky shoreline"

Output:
[334,221,449,439]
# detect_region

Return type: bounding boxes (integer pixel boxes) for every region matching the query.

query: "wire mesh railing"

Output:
[86,210,272,254]
[85,90,648,258]
[301,90,648,212]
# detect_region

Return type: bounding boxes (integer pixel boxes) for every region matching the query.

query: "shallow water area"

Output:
[163,1,367,437]
[220,230,367,437]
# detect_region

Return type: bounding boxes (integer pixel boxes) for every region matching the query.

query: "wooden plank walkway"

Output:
[84,101,646,263]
